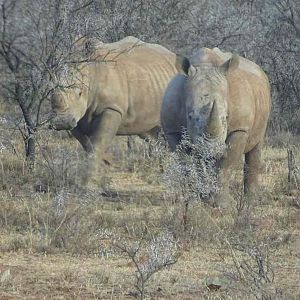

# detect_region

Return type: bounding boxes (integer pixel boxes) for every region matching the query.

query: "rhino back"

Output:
[85,41,178,135]
[212,47,267,81]
[93,36,175,64]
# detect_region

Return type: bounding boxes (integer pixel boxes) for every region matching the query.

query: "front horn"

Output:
[206,101,222,138]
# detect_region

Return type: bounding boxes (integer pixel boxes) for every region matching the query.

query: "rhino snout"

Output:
[49,115,77,130]
[187,117,206,141]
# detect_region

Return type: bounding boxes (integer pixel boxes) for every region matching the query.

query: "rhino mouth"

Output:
[188,101,226,142]
[49,114,77,131]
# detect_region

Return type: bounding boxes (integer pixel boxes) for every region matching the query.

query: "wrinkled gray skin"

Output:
[161,49,271,207]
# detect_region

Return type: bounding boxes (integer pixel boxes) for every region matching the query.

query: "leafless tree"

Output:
[0,0,98,168]
[0,0,194,168]
[92,0,191,50]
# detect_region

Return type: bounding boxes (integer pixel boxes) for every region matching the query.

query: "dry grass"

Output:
[0,119,300,299]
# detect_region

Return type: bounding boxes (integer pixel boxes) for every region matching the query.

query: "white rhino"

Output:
[50,36,180,184]
[161,47,271,206]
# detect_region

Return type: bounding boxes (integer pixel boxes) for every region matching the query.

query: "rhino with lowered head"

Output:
[161,48,271,206]
[50,36,181,185]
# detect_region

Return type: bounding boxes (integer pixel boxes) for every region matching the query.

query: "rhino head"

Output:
[49,85,88,131]
[181,54,239,143]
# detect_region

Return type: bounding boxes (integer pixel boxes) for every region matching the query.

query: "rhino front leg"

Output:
[71,127,93,153]
[83,109,122,185]
[244,142,261,194]
[215,131,248,207]
[165,131,182,152]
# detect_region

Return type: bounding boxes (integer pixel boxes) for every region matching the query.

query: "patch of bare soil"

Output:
[1,132,300,299]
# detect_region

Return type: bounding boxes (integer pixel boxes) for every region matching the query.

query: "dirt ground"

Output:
[0,119,300,299]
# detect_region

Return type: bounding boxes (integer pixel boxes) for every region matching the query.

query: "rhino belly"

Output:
[117,109,160,135]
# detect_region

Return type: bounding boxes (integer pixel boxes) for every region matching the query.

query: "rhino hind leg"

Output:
[126,127,161,154]
[138,126,161,141]
[136,126,162,157]
[244,142,261,194]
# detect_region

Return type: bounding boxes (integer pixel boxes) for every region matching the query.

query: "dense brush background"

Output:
[0,0,299,299]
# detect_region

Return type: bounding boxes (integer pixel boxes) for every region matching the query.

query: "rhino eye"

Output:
[201,107,209,114]
[74,87,82,97]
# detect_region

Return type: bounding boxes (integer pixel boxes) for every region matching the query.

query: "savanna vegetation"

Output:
[0,0,299,299]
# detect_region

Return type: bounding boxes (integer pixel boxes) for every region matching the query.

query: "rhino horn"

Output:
[206,101,222,138]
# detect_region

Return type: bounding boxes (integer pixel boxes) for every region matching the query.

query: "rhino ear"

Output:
[176,54,191,75]
[219,53,239,75]
[188,64,197,77]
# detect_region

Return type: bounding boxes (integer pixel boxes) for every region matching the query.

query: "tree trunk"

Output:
[25,131,35,171]
[16,84,36,171]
